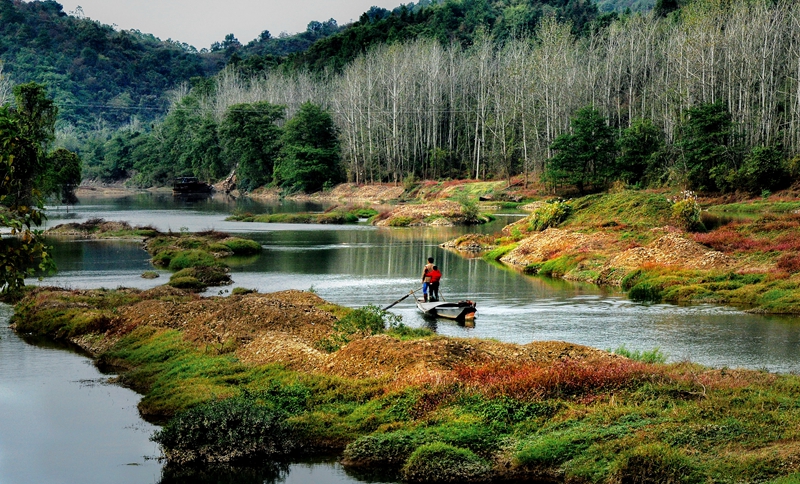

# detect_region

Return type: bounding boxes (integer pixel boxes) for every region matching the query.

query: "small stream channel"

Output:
[2,191,799,482]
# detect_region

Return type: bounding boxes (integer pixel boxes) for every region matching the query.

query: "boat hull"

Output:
[416,300,476,321]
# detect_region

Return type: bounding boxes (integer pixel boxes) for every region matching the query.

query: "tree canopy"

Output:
[545,107,616,193]
[0,82,77,293]
[274,102,342,193]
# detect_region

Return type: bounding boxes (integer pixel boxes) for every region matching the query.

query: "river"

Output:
[2,191,799,483]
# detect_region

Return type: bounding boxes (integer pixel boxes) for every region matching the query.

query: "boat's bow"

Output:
[416,299,476,321]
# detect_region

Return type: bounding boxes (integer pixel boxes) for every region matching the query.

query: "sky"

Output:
[56,0,401,50]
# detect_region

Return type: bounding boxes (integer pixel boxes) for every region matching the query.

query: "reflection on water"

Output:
[38,214,800,374]
[0,306,397,484]
[9,191,800,483]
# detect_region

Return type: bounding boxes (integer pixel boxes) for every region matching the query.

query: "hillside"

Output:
[283,0,604,72]
[0,0,340,127]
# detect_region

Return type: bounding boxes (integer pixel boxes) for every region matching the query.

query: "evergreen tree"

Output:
[219,102,285,192]
[677,102,733,192]
[274,103,342,193]
[617,118,665,186]
[545,107,616,193]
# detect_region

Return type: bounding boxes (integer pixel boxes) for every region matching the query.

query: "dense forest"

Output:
[4,0,799,196]
[73,0,800,197]
[0,0,342,127]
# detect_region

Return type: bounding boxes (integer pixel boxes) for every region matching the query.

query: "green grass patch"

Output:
[402,442,492,482]
[566,190,672,230]
[14,288,800,482]
[610,345,668,364]
[482,243,518,262]
[387,216,414,227]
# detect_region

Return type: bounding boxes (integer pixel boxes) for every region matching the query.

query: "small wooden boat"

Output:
[416,299,476,321]
[173,176,213,195]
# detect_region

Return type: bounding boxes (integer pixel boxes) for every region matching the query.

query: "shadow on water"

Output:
[158,458,402,484]
[700,210,760,230]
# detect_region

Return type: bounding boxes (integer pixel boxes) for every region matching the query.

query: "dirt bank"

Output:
[35,287,614,384]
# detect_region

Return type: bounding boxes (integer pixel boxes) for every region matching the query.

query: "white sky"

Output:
[56,0,401,50]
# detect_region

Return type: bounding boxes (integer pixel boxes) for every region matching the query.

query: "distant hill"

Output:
[283,0,605,73]
[0,0,340,127]
[0,0,610,128]
[596,0,655,13]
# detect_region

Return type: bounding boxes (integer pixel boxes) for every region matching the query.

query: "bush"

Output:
[670,191,703,231]
[317,305,403,352]
[151,388,308,464]
[168,276,206,291]
[167,250,217,271]
[611,345,667,364]
[343,430,423,467]
[221,238,262,255]
[628,281,663,302]
[529,199,572,231]
[401,442,492,483]
[171,266,231,286]
[455,192,481,224]
[615,443,701,484]
[388,216,414,227]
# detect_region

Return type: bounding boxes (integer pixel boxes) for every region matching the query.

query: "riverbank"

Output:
[453,189,800,314]
[10,286,800,483]
[46,221,262,292]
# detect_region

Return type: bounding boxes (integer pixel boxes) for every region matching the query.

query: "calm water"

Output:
[3,191,799,483]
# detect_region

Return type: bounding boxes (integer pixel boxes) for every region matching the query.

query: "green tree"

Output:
[738,146,788,195]
[0,83,62,293]
[274,103,342,193]
[654,0,680,18]
[616,118,665,186]
[219,102,285,192]
[545,107,617,193]
[676,102,733,192]
[43,148,82,204]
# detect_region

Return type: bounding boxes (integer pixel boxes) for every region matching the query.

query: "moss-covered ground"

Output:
[10,287,800,483]
[473,190,800,314]
[227,205,378,224]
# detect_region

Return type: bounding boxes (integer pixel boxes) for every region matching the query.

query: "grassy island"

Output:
[456,190,800,314]
[227,197,494,227]
[9,286,800,483]
[47,220,262,291]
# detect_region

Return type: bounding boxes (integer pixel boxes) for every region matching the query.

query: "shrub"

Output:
[615,443,701,484]
[221,238,262,255]
[611,345,667,364]
[455,192,481,224]
[171,266,231,286]
[141,271,160,279]
[388,216,414,227]
[343,430,423,467]
[628,281,664,302]
[671,195,703,231]
[529,199,572,231]
[353,208,379,219]
[401,442,492,483]
[151,388,307,464]
[317,305,403,352]
[167,250,217,271]
[168,276,206,291]
[231,287,257,295]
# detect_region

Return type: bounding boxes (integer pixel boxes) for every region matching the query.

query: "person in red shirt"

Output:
[428,265,442,302]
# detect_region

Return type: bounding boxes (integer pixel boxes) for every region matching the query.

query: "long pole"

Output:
[382,287,422,310]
